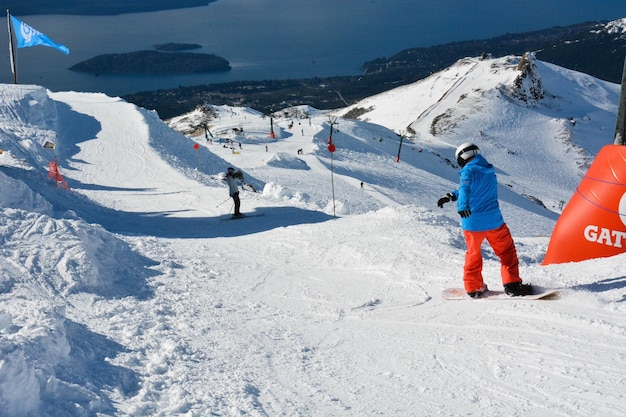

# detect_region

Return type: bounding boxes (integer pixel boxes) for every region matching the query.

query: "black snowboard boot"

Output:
[467,285,488,299]
[504,282,533,297]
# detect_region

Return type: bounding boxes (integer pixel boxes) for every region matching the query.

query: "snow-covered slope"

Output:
[336,53,619,211]
[0,54,624,416]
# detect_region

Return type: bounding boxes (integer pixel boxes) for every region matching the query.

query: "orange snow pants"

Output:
[462,223,521,292]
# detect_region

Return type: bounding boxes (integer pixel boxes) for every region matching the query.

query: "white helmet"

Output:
[455,142,479,167]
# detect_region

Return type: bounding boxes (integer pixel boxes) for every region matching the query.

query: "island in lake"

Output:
[69,50,231,75]
[154,43,202,52]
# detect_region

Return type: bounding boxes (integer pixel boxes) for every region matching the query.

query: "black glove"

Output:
[437,192,457,208]
[458,209,471,218]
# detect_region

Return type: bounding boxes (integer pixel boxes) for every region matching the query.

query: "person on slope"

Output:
[437,142,533,298]
[224,167,244,218]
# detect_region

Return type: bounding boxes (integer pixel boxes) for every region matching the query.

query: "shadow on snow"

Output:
[94,206,335,238]
[571,275,626,302]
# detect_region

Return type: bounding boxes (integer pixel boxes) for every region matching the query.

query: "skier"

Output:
[224,167,243,218]
[437,142,533,298]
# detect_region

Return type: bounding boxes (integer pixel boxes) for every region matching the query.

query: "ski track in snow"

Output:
[0,53,625,416]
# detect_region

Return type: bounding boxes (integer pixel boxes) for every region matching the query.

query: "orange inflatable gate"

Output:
[542,145,626,265]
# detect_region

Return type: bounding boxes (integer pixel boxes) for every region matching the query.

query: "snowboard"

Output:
[441,287,559,300]
[220,213,265,221]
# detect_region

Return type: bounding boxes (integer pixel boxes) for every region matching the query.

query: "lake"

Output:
[2,0,625,96]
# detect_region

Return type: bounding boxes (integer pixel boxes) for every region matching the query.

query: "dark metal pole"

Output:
[7,9,17,84]
[614,55,626,145]
[327,117,338,217]
[396,131,406,163]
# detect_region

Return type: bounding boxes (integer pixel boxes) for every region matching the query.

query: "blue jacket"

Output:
[450,154,504,232]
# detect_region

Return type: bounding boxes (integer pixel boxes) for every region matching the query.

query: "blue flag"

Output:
[10,15,69,54]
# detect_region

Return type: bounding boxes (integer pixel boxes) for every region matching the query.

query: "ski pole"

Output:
[216,197,231,207]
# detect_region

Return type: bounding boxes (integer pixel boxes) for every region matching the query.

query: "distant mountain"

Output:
[362,19,626,85]
[8,0,213,16]
[536,19,626,83]
[124,19,626,120]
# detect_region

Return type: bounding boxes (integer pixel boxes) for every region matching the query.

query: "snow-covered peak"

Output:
[510,52,544,103]
[594,17,626,34]
[335,54,617,205]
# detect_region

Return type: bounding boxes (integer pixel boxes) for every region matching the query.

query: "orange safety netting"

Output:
[48,158,70,190]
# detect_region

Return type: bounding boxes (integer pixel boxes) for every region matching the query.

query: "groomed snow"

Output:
[0,54,624,416]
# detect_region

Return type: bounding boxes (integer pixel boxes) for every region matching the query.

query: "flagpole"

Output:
[7,9,17,84]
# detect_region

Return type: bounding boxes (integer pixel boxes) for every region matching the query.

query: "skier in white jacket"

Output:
[224,167,242,218]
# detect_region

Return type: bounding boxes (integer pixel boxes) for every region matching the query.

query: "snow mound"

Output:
[263,181,312,206]
[0,206,152,415]
[266,152,310,170]
[0,171,52,213]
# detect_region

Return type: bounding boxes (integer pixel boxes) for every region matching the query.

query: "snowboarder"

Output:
[437,142,533,298]
[224,167,243,218]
